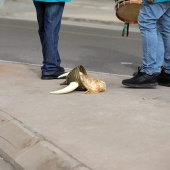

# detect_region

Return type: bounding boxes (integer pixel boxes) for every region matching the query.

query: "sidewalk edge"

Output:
[0,111,92,170]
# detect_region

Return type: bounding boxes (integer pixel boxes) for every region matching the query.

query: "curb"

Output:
[0,111,91,170]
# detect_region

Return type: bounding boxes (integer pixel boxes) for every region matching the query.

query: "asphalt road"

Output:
[0,18,142,76]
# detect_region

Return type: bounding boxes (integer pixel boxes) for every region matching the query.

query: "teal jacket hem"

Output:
[33,0,71,2]
[153,0,170,3]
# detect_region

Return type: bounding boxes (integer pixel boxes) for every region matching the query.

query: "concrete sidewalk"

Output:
[0,61,170,170]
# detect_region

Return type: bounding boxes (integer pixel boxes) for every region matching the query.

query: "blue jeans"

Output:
[138,0,170,75]
[33,1,65,75]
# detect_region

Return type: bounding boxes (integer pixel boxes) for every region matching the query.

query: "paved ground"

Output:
[0,157,16,170]
[1,1,170,170]
[1,61,170,170]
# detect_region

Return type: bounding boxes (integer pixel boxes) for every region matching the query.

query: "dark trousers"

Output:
[33,1,65,75]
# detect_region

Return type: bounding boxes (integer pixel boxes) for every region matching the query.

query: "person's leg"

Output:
[133,27,164,76]
[132,3,165,77]
[154,26,164,73]
[33,1,45,50]
[159,4,170,74]
[122,1,166,87]
[41,2,65,75]
[138,1,165,75]
[157,3,170,86]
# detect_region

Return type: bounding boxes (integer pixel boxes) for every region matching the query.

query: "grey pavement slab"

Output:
[0,61,170,170]
[0,157,16,170]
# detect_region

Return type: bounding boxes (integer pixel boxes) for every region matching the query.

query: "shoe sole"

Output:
[41,76,66,80]
[122,82,158,88]
[158,83,170,87]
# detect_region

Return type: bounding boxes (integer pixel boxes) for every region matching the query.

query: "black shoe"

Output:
[122,72,158,88]
[157,68,170,87]
[133,66,160,77]
[133,66,141,77]
[41,67,66,80]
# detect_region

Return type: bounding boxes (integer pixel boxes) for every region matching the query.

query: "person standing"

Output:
[33,0,71,80]
[122,0,170,87]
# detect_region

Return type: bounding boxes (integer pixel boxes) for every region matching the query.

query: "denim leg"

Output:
[33,1,45,47]
[138,25,164,73]
[138,1,165,75]
[158,4,170,74]
[34,2,65,75]
[155,25,164,73]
